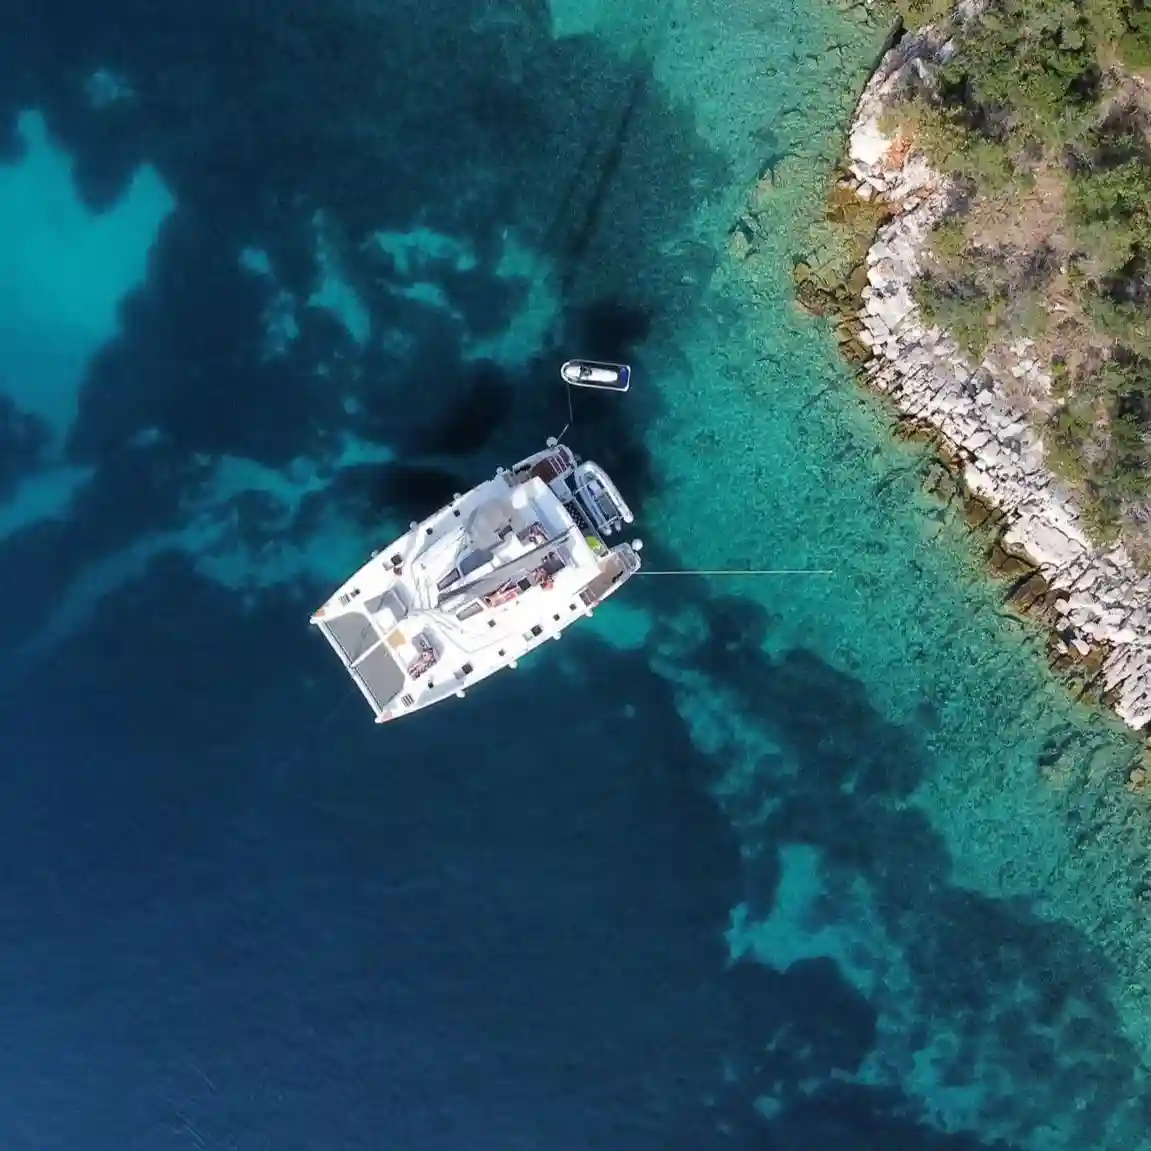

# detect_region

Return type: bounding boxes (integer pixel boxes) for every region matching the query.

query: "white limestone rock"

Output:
[873,286,916,330]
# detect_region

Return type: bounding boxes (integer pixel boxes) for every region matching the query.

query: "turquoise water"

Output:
[2,0,1151,1147]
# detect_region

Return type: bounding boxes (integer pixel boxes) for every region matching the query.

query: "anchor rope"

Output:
[555,374,575,443]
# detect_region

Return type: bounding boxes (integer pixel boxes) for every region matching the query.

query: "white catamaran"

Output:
[310,439,642,722]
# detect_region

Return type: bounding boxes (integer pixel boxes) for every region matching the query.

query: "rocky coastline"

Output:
[821,22,1151,746]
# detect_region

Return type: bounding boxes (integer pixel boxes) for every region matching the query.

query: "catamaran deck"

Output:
[310,444,639,722]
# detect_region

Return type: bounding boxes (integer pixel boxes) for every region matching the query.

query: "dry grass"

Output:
[964,165,1068,258]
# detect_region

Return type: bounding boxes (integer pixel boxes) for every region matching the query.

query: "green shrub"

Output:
[896,0,958,27]
[1069,156,1151,269]
[914,274,1000,356]
[929,216,969,266]
[939,0,1104,143]
[1118,4,1151,66]
[1044,355,1151,515]
[1086,292,1151,358]
[902,100,1015,189]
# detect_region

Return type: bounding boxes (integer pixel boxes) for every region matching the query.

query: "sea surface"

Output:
[3,1,1151,1149]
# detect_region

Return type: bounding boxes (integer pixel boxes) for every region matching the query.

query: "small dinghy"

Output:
[561,359,631,393]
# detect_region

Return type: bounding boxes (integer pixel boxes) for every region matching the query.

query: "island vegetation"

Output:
[881,0,1151,545]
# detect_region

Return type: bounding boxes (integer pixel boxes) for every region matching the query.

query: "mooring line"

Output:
[636,569,835,576]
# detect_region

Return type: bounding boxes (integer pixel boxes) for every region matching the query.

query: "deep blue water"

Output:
[4,1,1151,1149]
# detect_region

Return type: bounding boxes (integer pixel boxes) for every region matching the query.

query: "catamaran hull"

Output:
[310,442,641,724]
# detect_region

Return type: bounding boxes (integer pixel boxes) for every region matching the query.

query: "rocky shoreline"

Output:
[827,23,1151,743]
